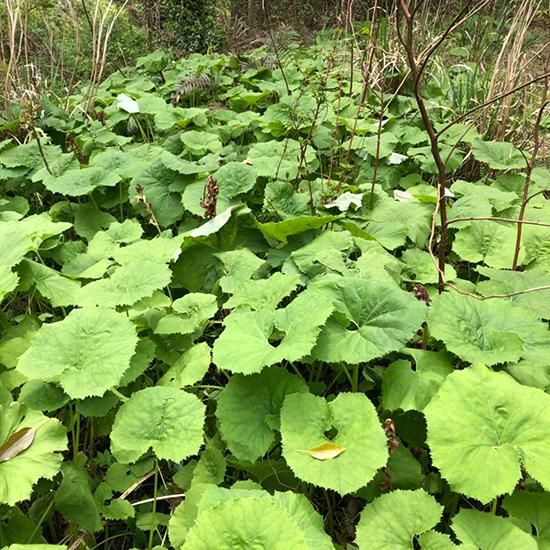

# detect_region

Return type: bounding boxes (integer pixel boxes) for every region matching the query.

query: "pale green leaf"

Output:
[355,490,443,549]
[215,161,257,199]
[0,266,18,302]
[503,492,550,548]
[18,259,81,307]
[428,292,549,366]
[425,365,550,503]
[216,366,308,462]
[382,349,455,411]
[213,291,333,374]
[281,392,387,493]
[452,221,517,268]
[155,293,217,335]
[0,403,66,505]
[116,93,139,113]
[77,261,172,308]
[44,167,120,196]
[17,308,138,399]
[0,214,71,268]
[222,273,300,310]
[313,277,427,364]
[471,139,526,170]
[110,386,205,463]
[158,343,211,388]
[452,509,537,549]
[476,267,550,319]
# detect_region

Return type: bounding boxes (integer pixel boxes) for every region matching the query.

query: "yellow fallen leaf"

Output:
[0,427,36,462]
[307,442,346,461]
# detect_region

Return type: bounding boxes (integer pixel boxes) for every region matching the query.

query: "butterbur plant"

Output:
[0,1,549,548]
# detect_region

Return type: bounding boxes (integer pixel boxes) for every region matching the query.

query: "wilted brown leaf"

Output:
[0,427,36,462]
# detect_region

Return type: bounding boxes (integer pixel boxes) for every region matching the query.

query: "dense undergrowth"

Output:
[0,14,550,550]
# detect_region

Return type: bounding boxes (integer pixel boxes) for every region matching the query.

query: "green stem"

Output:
[352,364,359,393]
[27,498,54,543]
[148,458,159,550]
[422,323,429,350]
[73,409,80,462]
[111,388,129,402]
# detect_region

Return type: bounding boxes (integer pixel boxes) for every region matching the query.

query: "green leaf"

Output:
[257,215,339,245]
[428,292,550,366]
[155,293,217,335]
[216,366,308,462]
[44,167,120,196]
[313,277,427,364]
[222,273,300,311]
[471,139,526,170]
[73,203,117,240]
[215,162,257,199]
[116,93,139,113]
[158,343,211,388]
[0,214,71,268]
[182,497,311,549]
[382,349,455,411]
[280,392,387,493]
[503,492,550,548]
[452,509,537,549]
[452,221,517,268]
[0,403,66,505]
[18,259,81,308]
[425,365,550,503]
[212,291,333,375]
[476,267,550,319]
[181,130,223,155]
[19,381,68,412]
[110,386,205,463]
[55,463,102,532]
[111,237,182,265]
[355,490,443,549]
[418,530,465,549]
[247,139,316,181]
[77,261,171,308]
[171,485,332,550]
[131,159,184,227]
[290,231,353,278]
[17,308,138,399]
[401,248,457,284]
[0,266,18,303]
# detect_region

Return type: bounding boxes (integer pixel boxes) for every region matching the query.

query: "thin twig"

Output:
[131,493,186,507]
[446,216,550,228]
[512,75,549,269]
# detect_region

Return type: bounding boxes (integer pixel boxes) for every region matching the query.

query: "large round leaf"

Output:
[110,386,205,463]
[280,392,387,494]
[452,509,537,549]
[181,496,312,550]
[216,367,308,462]
[312,277,427,364]
[425,365,550,504]
[44,166,120,196]
[17,308,138,399]
[213,291,333,374]
[427,292,550,366]
[170,485,332,549]
[355,490,443,549]
[215,161,257,199]
[77,261,172,308]
[0,403,67,505]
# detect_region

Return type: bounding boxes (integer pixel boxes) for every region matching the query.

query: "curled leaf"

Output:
[307,442,346,461]
[0,427,36,462]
